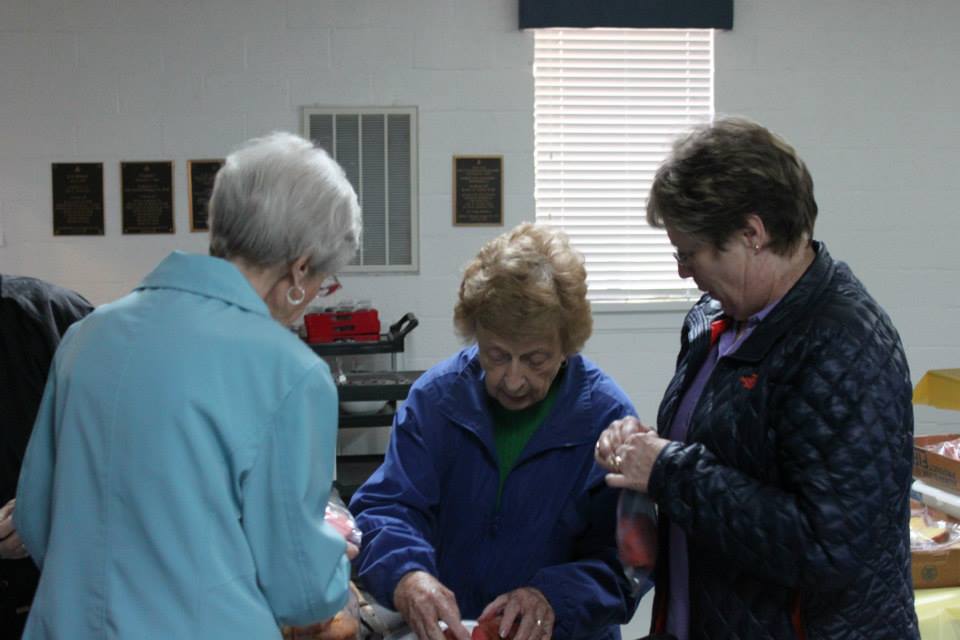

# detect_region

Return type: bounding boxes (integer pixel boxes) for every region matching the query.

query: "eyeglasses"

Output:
[317,275,341,298]
[672,250,696,269]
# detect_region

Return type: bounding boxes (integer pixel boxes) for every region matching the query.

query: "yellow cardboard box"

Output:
[912,376,960,629]
[913,369,960,492]
[914,369,960,411]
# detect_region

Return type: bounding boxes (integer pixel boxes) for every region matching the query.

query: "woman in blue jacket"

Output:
[15,132,361,639]
[351,223,643,640]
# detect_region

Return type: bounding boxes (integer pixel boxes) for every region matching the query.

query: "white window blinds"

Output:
[533,29,714,303]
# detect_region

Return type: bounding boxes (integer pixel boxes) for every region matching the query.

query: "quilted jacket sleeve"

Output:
[648,319,913,591]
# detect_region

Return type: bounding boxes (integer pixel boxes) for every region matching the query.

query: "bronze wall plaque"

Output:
[52,163,104,235]
[121,161,174,234]
[453,155,503,226]
[187,159,224,232]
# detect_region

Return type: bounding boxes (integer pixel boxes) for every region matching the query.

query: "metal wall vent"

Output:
[302,107,419,272]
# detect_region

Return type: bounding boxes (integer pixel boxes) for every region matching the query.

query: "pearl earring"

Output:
[286,285,306,305]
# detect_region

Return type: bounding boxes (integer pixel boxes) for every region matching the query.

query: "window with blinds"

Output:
[533,29,714,304]
[302,107,419,272]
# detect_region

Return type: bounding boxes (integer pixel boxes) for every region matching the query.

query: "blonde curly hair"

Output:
[454,223,592,354]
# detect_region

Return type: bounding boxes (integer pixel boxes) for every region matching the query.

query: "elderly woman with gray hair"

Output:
[15,132,361,639]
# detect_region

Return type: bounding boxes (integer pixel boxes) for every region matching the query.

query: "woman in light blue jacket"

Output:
[15,132,362,638]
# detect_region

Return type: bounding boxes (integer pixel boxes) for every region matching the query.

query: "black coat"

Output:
[0,275,92,625]
[647,243,919,640]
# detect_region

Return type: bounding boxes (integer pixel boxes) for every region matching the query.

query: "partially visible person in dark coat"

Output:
[595,117,918,640]
[0,274,93,636]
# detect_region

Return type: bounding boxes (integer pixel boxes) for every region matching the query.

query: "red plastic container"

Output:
[304,309,381,343]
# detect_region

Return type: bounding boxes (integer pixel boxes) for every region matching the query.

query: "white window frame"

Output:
[301,106,420,273]
[533,29,714,306]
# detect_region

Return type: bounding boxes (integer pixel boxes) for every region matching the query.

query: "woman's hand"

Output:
[394,571,469,640]
[596,417,669,493]
[0,499,29,560]
[478,587,554,640]
[595,416,650,469]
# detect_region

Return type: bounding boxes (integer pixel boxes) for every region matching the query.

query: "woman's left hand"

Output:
[478,587,553,640]
[595,416,650,465]
[596,418,670,493]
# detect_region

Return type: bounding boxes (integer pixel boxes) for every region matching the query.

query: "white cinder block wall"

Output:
[3,0,960,634]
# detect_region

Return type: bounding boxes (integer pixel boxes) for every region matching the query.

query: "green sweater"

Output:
[489,380,560,506]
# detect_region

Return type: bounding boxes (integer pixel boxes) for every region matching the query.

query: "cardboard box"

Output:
[914,434,960,494]
[913,545,960,589]
[911,372,960,588]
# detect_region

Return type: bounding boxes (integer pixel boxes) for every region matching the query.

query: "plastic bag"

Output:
[924,438,960,461]
[910,501,960,551]
[616,489,657,593]
[325,495,363,547]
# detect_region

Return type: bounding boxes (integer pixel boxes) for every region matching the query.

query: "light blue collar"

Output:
[137,251,270,318]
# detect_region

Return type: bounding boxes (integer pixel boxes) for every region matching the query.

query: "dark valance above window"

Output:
[519,0,733,30]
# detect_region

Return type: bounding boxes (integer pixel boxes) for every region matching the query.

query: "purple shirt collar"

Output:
[717,297,782,357]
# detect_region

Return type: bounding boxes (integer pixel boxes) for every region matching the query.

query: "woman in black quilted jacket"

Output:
[595,117,918,640]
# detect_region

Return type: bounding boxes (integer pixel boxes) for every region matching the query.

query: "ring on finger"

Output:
[613,454,623,473]
[536,619,543,627]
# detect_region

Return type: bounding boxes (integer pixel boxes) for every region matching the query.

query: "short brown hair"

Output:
[647,116,817,255]
[454,223,592,354]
